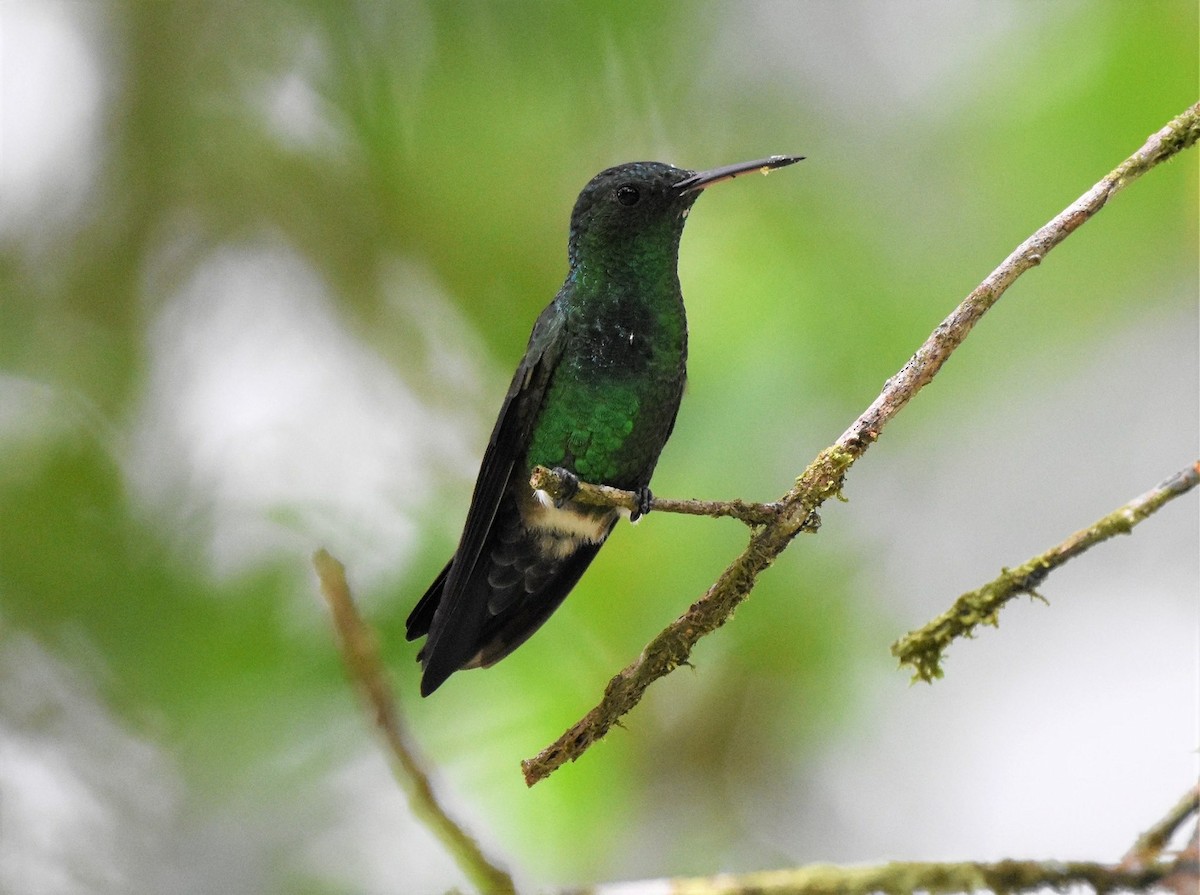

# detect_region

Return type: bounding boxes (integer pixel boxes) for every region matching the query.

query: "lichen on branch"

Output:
[892,462,1200,683]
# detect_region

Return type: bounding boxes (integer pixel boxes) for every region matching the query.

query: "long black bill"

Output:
[674,154,804,194]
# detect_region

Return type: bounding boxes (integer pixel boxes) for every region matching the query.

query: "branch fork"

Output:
[521,101,1200,785]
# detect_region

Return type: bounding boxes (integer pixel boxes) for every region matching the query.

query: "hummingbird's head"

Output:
[566,162,698,270]
[566,156,803,270]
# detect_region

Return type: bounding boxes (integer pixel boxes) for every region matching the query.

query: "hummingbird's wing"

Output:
[406,298,568,693]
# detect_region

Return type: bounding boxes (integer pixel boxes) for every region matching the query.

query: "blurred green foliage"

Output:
[1,1,1196,891]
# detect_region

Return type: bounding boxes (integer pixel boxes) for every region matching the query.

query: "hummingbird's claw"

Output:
[549,467,580,508]
[630,486,653,522]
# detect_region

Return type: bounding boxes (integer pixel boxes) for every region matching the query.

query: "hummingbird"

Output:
[406,154,802,696]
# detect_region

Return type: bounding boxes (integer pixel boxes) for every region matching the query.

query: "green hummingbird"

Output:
[406,154,802,695]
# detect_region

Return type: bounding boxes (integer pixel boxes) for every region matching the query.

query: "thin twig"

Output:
[835,102,1200,456]
[313,549,518,895]
[892,462,1200,683]
[529,465,783,526]
[1121,784,1200,871]
[520,101,1200,787]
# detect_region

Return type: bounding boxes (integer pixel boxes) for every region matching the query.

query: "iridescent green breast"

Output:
[524,286,686,490]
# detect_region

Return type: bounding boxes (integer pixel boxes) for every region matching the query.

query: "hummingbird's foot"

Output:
[549,467,580,508]
[630,486,653,522]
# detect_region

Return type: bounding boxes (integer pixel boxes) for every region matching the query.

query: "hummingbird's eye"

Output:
[615,185,640,206]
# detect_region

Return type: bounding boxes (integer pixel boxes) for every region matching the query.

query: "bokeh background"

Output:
[1,2,1196,892]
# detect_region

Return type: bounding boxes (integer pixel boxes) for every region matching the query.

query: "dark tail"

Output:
[405,559,451,642]
[410,518,614,696]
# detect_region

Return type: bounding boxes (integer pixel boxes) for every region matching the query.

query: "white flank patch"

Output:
[528,501,611,543]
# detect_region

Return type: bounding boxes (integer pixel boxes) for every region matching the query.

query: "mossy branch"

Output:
[574,783,1198,893]
[521,101,1200,786]
[892,461,1200,683]
[313,550,518,895]
[579,858,1176,895]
